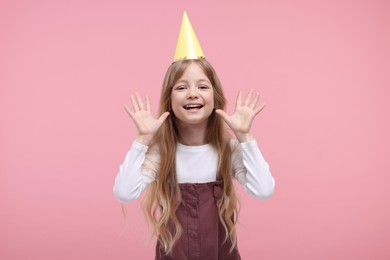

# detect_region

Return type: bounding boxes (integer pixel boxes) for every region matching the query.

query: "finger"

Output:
[145,95,151,112]
[123,104,134,119]
[254,102,266,116]
[130,95,140,111]
[235,91,242,109]
[157,112,170,124]
[135,93,145,110]
[244,89,254,107]
[250,92,260,109]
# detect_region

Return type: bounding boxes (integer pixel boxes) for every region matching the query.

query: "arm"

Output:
[233,140,275,199]
[216,89,275,199]
[113,142,156,203]
[113,93,168,203]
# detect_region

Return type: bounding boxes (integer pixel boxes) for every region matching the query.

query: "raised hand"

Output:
[215,89,266,142]
[124,93,169,145]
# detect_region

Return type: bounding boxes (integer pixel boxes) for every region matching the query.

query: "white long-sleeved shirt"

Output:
[113,139,275,203]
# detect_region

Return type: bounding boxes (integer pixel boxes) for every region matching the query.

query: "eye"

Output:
[199,85,210,90]
[175,85,187,91]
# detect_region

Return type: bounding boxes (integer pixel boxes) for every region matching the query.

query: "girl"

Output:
[114,13,275,260]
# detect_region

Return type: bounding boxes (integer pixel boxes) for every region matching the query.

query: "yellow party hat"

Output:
[173,12,205,62]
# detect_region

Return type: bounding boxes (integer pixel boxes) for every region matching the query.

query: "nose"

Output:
[187,86,198,99]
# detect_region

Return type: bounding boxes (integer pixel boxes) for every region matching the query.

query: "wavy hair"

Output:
[142,58,239,254]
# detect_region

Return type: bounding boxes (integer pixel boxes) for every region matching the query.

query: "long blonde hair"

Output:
[142,59,239,254]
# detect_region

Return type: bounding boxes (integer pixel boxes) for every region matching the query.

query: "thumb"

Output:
[157,112,170,124]
[215,109,229,122]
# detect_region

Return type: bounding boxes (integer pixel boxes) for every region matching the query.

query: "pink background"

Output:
[1,0,389,259]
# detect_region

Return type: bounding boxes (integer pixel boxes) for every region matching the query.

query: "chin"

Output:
[176,116,209,126]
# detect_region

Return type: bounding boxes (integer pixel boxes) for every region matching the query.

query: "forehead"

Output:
[176,62,211,84]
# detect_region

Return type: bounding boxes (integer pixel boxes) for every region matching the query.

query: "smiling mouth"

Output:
[183,104,204,110]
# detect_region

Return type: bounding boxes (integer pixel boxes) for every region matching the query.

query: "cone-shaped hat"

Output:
[173,12,205,62]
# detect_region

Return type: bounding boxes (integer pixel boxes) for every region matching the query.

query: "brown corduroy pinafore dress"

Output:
[155,181,241,260]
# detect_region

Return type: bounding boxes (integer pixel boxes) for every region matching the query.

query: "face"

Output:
[171,62,214,128]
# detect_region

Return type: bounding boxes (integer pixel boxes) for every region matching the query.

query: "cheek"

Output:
[170,93,178,107]
[209,93,215,107]
[170,95,181,113]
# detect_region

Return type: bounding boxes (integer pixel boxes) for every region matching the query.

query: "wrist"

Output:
[136,135,153,146]
[235,132,254,143]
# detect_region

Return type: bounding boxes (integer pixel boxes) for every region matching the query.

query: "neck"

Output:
[177,121,208,146]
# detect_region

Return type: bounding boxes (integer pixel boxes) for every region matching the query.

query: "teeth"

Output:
[184,105,203,109]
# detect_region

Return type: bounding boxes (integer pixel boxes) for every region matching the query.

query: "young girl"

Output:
[114,13,275,260]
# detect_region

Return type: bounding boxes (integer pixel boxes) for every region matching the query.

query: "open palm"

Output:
[124,93,169,144]
[215,89,265,141]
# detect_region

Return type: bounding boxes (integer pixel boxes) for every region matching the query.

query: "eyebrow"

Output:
[197,79,211,84]
[175,79,211,85]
